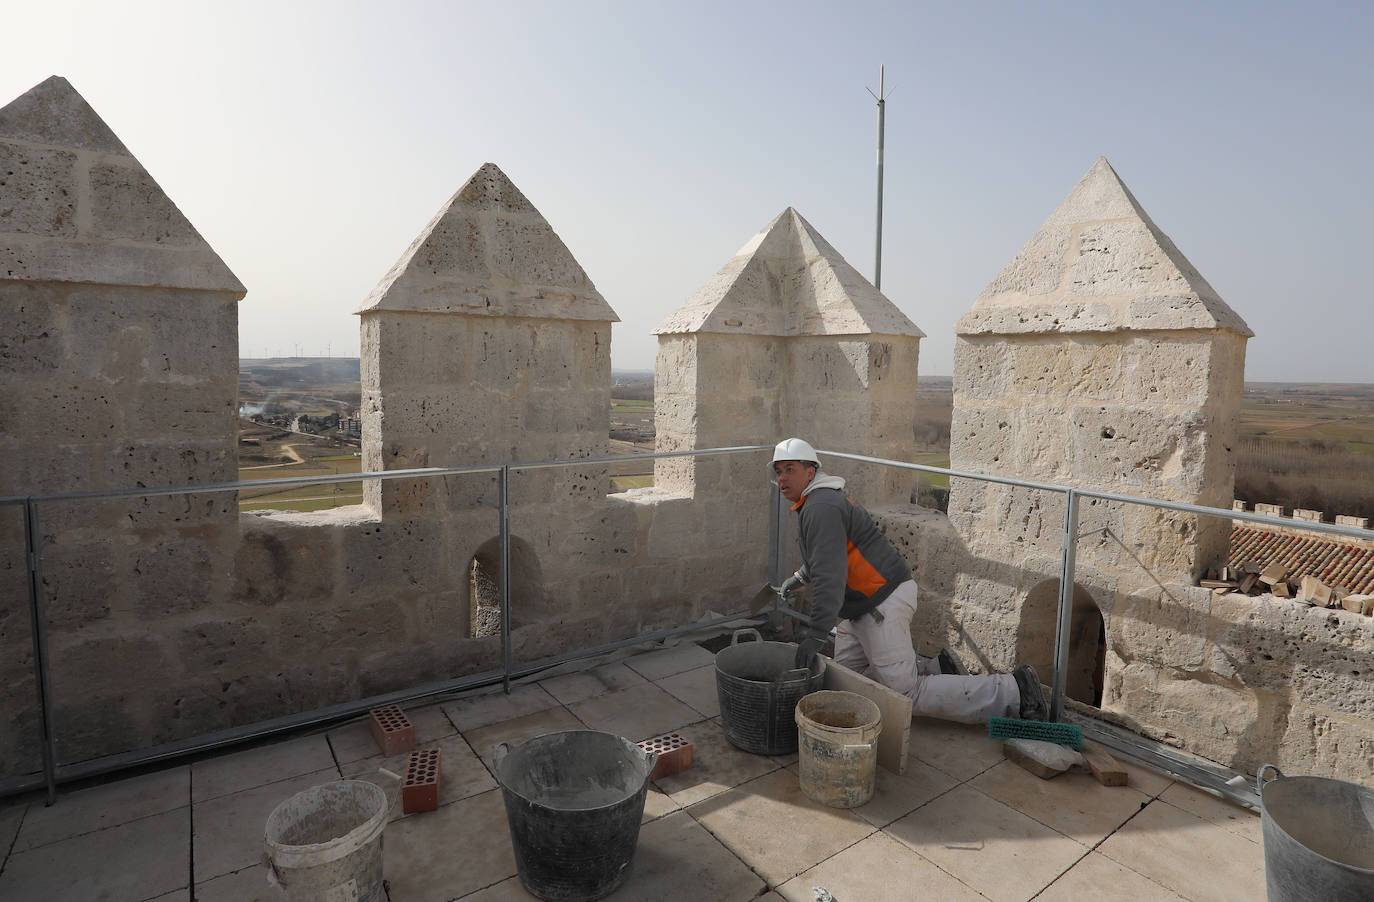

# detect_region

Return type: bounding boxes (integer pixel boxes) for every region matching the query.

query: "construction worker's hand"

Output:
[794,636,826,670]
[778,572,804,599]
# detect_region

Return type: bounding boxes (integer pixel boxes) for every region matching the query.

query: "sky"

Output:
[4,1,1372,381]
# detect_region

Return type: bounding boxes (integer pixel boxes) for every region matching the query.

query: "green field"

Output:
[239,454,363,512]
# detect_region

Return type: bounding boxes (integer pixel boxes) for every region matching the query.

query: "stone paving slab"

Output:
[192,767,338,882]
[687,769,875,886]
[604,809,766,901]
[191,734,335,802]
[778,830,987,902]
[969,759,1153,845]
[655,663,721,717]
[0,805,189,902]
[1158,780,1262,842]
[463,705,589,773]
[652,718,785,807]
[566,680,706,743]
[442,683,560,733]
[537,660,648,705]
[622,642,716,680]
[14,764,189,851]
[1097,798,1265,902]
[195,863,277,902]
[383,788,517,901]
[908,717,1006,781]
[0,803,22,860]
[886,784,1088,902]
[851,754,958,828]
[1036,850,1187,902]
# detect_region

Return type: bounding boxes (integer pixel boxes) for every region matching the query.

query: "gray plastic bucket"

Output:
[264,780,388,902]
[494,730,657,902]
[1258,763,1374,902]
[715,628,825,755]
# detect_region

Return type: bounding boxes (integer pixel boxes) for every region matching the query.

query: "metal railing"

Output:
[5,444,1371,809]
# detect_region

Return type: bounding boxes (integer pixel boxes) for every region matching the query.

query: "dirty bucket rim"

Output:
[495,730,655,812]
[264,779,388,870]
[1259,770,1374,875]
[796,690,883,735]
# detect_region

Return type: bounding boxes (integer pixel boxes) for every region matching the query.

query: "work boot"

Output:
[1013,665,1049,721]
[937,648,967,675]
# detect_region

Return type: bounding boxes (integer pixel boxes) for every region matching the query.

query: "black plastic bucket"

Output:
[715,628,825,755]
[1258,764,1374,902]
[493,730,657,902]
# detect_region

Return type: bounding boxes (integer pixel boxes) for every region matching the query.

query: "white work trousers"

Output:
[833,580,1020,725]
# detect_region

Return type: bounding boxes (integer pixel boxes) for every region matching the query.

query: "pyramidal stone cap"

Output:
[957,157,1251,337]
[654,206,923,338]
[357,162,617,322]
[0,75,245,296]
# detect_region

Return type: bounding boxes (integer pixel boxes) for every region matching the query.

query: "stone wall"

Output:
[0,77,244,775]
[4,78,1370,790]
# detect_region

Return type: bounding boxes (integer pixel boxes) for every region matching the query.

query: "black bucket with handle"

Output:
[715,627,825,755]
[1258,763,1374,902]
[493,730,657,902]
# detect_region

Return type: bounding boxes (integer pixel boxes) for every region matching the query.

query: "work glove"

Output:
[794,635,826,670]
[777,571,804,599]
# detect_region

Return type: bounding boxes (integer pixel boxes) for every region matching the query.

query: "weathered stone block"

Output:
[952,337,1007,400]
[487,217,591,289]
[978,225,1071,299]
[0,283,62,374]
[0,141,77,236]
[178,617,272,669]
[1010,407,1071,481]
[417,212,488,280]
[1009,339,1122,399]
[128,538,220,619]
[948,403,1013,475]
[88,162,200,245]
[1278,707,1374,783]
[1065,221,1191,298]
[1069,405,1210,496]
[40,542,117,631]
[1115,584,1209,669]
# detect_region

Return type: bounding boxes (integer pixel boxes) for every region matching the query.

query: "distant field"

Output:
[239,453,363,511]
[236,361,1373,518]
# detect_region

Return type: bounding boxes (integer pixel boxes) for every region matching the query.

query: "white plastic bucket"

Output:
[795,690,882,809]
[264,780,388,902]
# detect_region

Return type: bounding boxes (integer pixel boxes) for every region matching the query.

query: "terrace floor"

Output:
[0,640,1266,902]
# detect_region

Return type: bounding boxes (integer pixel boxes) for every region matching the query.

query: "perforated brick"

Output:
[402,747,441,813]
[637,731,694,781]
[369,705,416,756]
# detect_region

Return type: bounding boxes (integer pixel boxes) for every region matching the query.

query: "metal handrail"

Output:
[8,442,1371,809]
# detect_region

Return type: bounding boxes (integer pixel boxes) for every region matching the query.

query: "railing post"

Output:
[767,481,783,587]
[1051,488,1080,722]
[24,499,58,804]
[499,466,512,695]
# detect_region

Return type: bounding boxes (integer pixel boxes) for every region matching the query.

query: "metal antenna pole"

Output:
[867,65,894,290]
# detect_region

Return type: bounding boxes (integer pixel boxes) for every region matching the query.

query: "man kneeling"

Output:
[773,437,1047,724]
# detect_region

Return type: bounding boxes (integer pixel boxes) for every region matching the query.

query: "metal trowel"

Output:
[749,584,782,613]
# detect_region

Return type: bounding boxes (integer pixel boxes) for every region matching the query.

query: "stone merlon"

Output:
[0,76,245,296]
[654,207,923,338]
[356,162,618,322]
[957,157,1251,338]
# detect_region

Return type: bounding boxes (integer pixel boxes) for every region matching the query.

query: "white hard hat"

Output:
[772,437,820,468]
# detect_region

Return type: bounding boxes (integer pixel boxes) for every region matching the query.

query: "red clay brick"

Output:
[402,748,441,813]
[369,705,416,756]
[637,731,694,781]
